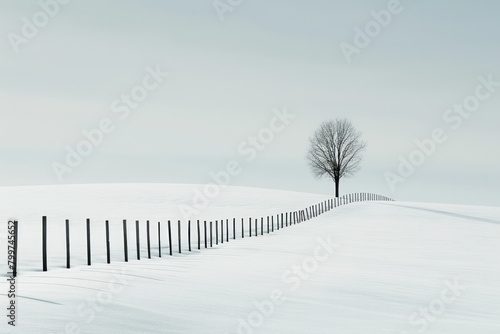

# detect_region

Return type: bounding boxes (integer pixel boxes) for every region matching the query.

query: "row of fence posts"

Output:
[37,193,393,272]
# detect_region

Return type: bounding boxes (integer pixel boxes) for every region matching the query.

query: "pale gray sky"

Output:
[1,0,499,206]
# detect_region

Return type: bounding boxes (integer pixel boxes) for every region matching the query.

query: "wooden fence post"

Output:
[267,216,269,234]
[65,219,70,269]
[226,219,229,242]
[178,220,182,254]
[87,218,91,266]
[233,218,236,240]
[249,218,252,238]
[255,219,258,237]
[221,219,224,244]
[158,221,161,258]
[197,220,201,250]
[188,220,192,252]
[210,221,213,247]
[204,221,207,248]
[216,220,219,246]
[135,220,140,260]
[106,220,111,264]
[241,218,244,239]
[147,220,151,259]
[123,220,128,262]
[42,216,47,272]
[168,220,173,256]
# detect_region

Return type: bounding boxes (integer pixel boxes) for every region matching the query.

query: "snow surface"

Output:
[0,184,499,333]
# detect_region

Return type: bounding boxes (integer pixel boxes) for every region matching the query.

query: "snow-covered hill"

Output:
[0,184,499,333]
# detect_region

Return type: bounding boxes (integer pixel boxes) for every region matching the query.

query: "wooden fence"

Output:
[12,193,394,273]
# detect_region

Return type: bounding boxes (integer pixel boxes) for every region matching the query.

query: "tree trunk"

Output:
[334,177,340,198]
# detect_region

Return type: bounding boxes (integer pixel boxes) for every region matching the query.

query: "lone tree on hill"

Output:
[307,118,366,197]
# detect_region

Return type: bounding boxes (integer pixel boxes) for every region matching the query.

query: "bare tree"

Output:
[307,118,366,197]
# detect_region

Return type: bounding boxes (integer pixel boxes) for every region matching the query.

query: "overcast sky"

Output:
[1,0,499,206]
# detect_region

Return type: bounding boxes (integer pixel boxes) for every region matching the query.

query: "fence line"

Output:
[11,192,393,273]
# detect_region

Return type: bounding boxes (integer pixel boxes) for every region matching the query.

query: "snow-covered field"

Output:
[1,184,499,333]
